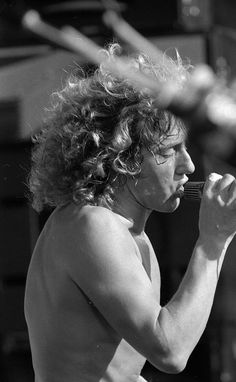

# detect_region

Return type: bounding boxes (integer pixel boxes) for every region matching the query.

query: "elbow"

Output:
[148,349,188,374]
[149,307,192,374]
[162,356,187,374]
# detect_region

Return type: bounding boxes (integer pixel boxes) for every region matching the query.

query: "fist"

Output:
[199,172,236,242]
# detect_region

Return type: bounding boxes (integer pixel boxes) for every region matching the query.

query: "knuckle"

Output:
[229,179,236,194]
[222,173,235,181]
[208,173,222,182]
[217,174,235,191]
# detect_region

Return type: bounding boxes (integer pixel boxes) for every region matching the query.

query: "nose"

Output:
[176,149,195,175]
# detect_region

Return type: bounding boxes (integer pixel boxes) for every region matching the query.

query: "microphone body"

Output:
[184,181,205,201]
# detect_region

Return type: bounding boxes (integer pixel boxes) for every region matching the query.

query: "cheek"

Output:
[134,154,176,203]
[143,157,174,188]
[137,165,173,200]
[160,160,176,185]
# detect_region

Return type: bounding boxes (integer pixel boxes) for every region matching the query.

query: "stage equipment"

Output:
[22,10,236,139]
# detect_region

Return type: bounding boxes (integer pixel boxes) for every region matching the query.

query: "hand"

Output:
[199,173,236,244]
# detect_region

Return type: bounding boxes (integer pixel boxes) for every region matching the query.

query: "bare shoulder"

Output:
[78,204,123,225]
[57,204,140,288]
[53,203,134,254]
[72,204,131,236]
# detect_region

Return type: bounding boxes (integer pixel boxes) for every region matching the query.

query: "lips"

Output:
[174,186,185,198]
[174,181,188,198]
[177,177,189,190]
[178,185,185,192]
[170,178,188,199]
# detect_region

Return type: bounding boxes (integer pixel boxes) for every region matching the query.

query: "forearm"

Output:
[157,235,229,367]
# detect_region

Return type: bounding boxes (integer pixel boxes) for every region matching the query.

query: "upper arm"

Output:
[67,207,165,362]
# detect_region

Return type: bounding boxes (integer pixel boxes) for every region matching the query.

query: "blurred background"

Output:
[1,0,236,381]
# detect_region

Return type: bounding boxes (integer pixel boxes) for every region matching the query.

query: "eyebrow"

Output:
[161,133,187,149]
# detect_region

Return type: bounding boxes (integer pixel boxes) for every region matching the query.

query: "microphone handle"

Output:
[184,181,205,201]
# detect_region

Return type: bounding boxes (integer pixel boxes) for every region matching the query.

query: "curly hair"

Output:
[29,43,190,212]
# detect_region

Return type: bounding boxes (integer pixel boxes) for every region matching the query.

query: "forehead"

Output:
[161,126,186,146]
[158,118,187,147]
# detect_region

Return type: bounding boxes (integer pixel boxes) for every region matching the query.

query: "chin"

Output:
[157,197,181,213]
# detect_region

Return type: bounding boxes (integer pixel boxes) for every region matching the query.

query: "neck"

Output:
[112,184,151,235]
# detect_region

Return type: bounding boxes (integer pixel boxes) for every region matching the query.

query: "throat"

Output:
[113,184,151,235]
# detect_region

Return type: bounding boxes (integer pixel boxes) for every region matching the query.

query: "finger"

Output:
[204,172,222,194]
[226,179,236,205]
[215,173,235,193]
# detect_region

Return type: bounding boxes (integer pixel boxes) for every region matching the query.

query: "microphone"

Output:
[184,181,205,201]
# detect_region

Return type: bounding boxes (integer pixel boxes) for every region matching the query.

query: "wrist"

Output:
[196,234,230,259]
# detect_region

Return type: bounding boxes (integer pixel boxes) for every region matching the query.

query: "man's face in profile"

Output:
[127,126,195,213]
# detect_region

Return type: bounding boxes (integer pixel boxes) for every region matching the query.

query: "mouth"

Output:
[173,178,188,199]
[174,186,185,198]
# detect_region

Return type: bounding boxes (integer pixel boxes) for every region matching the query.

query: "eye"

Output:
[149,141,187,161]
[159,145,177,158]
[159,148,174,158]
[161,142,188,158]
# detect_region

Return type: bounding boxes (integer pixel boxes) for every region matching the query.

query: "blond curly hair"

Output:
[29,43,189,212]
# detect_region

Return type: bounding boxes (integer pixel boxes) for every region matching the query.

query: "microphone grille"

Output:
[184,181,205,201]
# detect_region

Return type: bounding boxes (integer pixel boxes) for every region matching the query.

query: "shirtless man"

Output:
[24,44,236,382]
